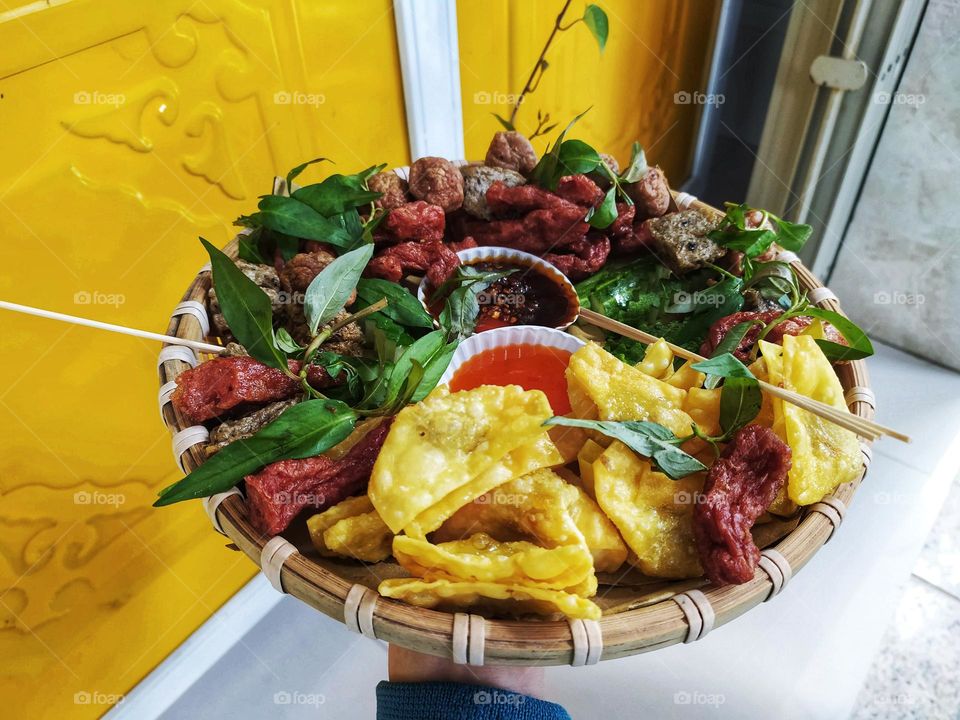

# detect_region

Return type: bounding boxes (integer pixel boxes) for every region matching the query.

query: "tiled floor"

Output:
[851,477,960,720]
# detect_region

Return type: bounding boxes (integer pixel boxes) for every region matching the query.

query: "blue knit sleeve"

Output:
[376,681,572,720]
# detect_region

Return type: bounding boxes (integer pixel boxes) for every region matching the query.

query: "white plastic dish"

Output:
[417,245,580,331]
[438,324,586,387]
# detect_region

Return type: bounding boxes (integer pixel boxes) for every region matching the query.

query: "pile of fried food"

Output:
[160,124,870,622]
[306,337,861,621]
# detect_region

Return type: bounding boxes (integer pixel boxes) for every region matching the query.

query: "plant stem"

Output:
[509,0,575,126]
[302,298,388,366]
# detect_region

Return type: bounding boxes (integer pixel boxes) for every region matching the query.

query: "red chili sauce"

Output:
[429,259,576,333]
[448,343,573,414]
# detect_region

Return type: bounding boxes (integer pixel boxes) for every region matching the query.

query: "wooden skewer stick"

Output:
[0,300,226,355]
[579,307,910,444]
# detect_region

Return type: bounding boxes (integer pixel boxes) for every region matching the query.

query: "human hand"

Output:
[387,644,546,699]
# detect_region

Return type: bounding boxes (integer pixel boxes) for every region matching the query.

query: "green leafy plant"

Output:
[155,399,358,506]
[544,417,707,479]
[493,1,609,139]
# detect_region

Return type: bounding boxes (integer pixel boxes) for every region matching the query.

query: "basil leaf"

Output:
[492,113,516,132]
[558,139,602,175]
[385,330,451,405]
[356,278,434,328]
[543,417,707,480]
[587,185,618,229]
[691,352,755,380]
[772,217,812,251]
[718,376,763,436]
[366,312,416,347]
[286,157,328,187]
[620,142,648,183]
[303,244,374,334]
[711,322,755,359]
[700,321,756,388]
[293,176,381,217]
[583,4,609,52]
[801,307,874,361]
[528,108,592,190]
[238,195,353,246]
[274,327,303,355]
[154,399,357,506]
[237,228,267,264]
[202,239,287,370]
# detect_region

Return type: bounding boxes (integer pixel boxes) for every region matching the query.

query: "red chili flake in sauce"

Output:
[448,343,572,414]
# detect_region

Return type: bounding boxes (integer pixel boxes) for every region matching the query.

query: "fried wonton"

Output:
[378,577,601,620]
[433,468,585,548]
[307,495,393,563]
[404,433,563,538]
[760,336,862,505]
[369,385,555,533]
[593,441,704,579]
[393,533,595,592]
[567,343,695,437]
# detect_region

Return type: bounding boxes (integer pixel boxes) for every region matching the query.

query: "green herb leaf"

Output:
[303,244,374,334]
[201,238,287,370]
[691,352,756,380]
[274,327,303,355]
[492,113,516,131]
[293,174,381,217]
[620,142,648,183]
[384,330,456,408]
[528,108,592,190]
[718,376,763,436]
[237,195,353,247]
[772,218,813,251]
[237,228,268,264]
[286,157,329,187]
[558,139,602,175]
[701,321,756,388]
[543,417,707,480]
[356,278,435,328]
[154,399,357,506]
[587,185,618,229]
[582,4,609,52]
[800,307,874,361]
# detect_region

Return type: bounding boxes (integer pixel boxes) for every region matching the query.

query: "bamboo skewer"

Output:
[579,307,910,444]
[0,300,227,355]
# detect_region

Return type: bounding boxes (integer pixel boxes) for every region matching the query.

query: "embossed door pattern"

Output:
[0,1,407,717]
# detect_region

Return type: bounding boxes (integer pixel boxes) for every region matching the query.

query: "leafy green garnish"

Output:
[582,4,609,52]
[292,168,384,216]
[544,417,706,480]
[202,239,288,371]
[619,142,648,183]
[303,244,374,334]
[235,195,353,247]
[692,353,762,440]
[155,399,357,506]
[709,203,813,258]
[356,278,434,329]
[587,186,618,229]
[286,157,329,187]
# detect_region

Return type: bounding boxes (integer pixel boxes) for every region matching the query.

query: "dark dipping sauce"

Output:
[431,258,577,332]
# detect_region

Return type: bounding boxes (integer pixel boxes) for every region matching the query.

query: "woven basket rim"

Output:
[157,190,873,665]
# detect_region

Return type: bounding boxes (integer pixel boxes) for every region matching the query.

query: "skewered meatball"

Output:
[368,171,409,210]
[408,157,464,212]
[485,131,538,175]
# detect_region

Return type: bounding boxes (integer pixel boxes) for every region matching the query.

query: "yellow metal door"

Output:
[0,1,407,717]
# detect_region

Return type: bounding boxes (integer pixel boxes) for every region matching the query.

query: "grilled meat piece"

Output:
[171,356,339,424]
[624,166,671,221]
[245,418,393,536]
[461,165,526,220]
[365,239,460,286]
[207,399,298,454]
[645,210,723,275]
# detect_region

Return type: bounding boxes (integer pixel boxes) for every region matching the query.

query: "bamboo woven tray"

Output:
[157,190,874,666]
